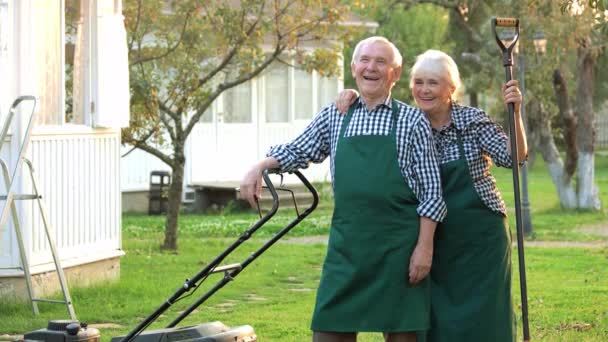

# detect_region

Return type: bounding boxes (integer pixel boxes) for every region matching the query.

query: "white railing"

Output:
[23,129,122,266]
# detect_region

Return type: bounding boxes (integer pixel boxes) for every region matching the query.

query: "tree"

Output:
[521,0,606,209]
[122,0,350,250]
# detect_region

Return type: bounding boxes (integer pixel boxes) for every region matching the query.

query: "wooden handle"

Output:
[495,17,518,27]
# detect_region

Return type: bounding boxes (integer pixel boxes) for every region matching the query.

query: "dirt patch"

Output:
[579,224,608,237]
[520,241,607,248]
[89,323,124,329]
[279,234,607,248]
[280,235,328,245]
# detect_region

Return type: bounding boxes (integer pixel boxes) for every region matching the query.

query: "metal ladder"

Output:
[0,96,76,320]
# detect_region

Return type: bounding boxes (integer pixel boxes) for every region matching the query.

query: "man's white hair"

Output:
[351,36,403,67]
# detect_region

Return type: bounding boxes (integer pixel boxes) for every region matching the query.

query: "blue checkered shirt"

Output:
[432,104,514,215]
[268,97,447,222]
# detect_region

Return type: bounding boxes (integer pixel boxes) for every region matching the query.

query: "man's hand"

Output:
[335,89,359,114]
[408,216,437,285]
[239,165,264,208]
[239,157,281,208]
[408,241,433,285]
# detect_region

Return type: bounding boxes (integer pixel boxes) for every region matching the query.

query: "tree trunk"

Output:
[527,98,577,208]
[162,145,186,250]
[552,69,577,180]
[575,38,601,210]
[469,91,478,108]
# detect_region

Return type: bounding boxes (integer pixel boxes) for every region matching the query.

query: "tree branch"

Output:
[157,105,178,142]
[184,43,285,137]
[124,136,173,167]
[193,4,265,93]
[127,0,143,52]
[121,127,156,158]
[129,8,194,67]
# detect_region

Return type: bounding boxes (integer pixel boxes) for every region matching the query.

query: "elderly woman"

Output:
[336,49,526,342]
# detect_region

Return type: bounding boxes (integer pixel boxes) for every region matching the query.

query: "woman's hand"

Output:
[502,80,522,113]
[335,89,359,114]
[502,79,528,160]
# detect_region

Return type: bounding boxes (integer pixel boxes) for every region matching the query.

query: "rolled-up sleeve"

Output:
[475,114,515,168]
[267,107,332,172]
[410,116,447,222]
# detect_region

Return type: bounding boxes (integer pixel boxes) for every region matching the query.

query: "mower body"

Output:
[23,320,100,342]
[110,321,256,342]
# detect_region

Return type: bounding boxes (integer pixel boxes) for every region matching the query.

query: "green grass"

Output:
[513,247,608,341]
[1,154,607,341]
[1,236,607,341]
[492,153,608,241]
[122,153,608,242]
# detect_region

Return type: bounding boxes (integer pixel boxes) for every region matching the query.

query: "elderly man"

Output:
[239,36,446,342]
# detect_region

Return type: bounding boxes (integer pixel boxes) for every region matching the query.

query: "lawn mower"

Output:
[23,169,319,342]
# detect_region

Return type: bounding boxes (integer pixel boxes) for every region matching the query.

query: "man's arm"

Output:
[239,106,334,208]
[406,109,446,284]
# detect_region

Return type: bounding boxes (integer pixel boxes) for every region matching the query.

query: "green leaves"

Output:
[123,0,351,150]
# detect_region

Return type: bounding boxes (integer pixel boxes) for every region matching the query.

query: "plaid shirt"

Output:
[268,97,447,222]
[432,104,513,215]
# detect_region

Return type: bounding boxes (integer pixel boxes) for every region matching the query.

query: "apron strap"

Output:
[455,129,466,160]
[339,99,400,140]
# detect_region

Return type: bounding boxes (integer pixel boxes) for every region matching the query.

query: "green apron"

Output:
[311,101,430,332]
[426,131,515,341]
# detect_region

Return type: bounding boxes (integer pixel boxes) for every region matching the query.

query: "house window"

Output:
[27,0,128,127]
[0,1,7,58]
[0,0,8,112]
[25,0,90,126]
[294,67,313,120]
[199,104,213,123]
[317,73,339,112]
[223,81,251,123]
[264,62,289,123]
[29,0,62,126]
[65,0,90,125]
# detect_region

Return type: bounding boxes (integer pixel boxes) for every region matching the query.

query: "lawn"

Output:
[1,237,606,341]
[0,153,607,341]
[492,153,608,241]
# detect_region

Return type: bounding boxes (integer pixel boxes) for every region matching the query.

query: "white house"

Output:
[120,61,341,212]
[0,0,129,299]
[120,15,378,213]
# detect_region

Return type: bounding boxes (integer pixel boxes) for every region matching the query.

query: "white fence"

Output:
[0,128,122,270]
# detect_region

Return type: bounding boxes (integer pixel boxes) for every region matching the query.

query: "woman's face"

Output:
[411,70,454,117]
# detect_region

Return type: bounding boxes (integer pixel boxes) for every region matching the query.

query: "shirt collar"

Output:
[450,103,466,131]
[356,94,392,111]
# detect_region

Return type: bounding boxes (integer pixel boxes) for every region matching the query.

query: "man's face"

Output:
[351,42,402,100]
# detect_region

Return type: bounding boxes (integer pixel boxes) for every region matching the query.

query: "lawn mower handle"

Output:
[121,169,318,342]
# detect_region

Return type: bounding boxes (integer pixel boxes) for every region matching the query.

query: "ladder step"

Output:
[0,194,40,200]
[32,298,72,304]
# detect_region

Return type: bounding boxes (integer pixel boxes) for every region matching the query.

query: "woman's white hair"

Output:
[351,36,403,67]
[409,49,462,97]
